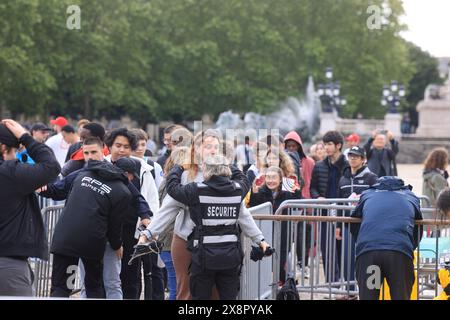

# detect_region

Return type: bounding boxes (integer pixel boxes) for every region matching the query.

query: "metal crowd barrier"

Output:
[34,197,450,300]
[37,195,64,210]
[418,195,431,209]
[244,198,450,300]
[239,202,274,300]
[32,204,67,297]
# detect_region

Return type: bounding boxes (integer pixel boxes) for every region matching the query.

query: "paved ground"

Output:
[397,164,423,196]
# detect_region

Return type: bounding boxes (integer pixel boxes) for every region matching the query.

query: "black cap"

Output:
[347,146,366,158]
[0,124,20,148]
[115,157,140,179]
[31,122,52,132]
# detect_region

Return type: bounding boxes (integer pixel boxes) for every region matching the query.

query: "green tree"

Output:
[0,0,56,117]
[0,0,422,124]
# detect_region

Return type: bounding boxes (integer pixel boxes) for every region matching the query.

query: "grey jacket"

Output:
[422,169,448,206]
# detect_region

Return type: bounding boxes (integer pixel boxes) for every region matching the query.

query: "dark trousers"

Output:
[320,221,340,284]
[121,227,140,299]
[341,227,356,291]
[51,253,103,298]
[139,252,165,300]
[121,225,165,300]
[279,220,290,282]
[296,222,311,267]
[356,250,415,300]
[0,257,34,296]
[190,263,241,300]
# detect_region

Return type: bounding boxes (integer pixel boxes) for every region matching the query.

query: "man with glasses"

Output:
[336,146,377,300]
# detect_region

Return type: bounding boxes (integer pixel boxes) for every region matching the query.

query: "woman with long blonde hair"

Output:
[140,129,223,299]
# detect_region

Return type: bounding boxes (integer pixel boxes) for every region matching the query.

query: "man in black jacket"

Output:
[310,130,349,286]
[62,122,107,176]
[46,158,132,298]
[38,137,151,299]
[336,146,377,300]
[364,129,399,177]
[0,119,61,296]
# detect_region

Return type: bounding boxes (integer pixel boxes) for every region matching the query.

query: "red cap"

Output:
[346,133,360,143]
[50,116,68,127]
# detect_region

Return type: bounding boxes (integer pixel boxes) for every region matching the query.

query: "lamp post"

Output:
[317,67,347,113]
[381,80,406,113]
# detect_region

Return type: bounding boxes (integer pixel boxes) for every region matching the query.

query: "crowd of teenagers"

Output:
[0,116,449,300]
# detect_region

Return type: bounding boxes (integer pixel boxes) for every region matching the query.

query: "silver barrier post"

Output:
[241,202,274,300]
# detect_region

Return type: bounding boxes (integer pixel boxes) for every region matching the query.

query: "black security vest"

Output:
[189,181,244,270]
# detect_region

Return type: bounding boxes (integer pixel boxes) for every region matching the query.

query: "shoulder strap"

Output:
[146,158,156,179]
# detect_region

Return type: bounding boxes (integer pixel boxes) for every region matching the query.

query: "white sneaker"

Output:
[303,266,310,279]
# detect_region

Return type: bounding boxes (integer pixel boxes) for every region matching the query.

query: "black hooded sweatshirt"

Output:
[49,160,132,260]
[0,134,61,260]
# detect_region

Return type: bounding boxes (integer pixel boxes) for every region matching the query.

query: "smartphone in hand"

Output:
[255,175,265,187]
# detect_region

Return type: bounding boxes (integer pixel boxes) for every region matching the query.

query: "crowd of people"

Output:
[0,116,449,300]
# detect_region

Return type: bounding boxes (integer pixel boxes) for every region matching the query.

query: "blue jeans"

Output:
[160,251,177,300]
[80,243,122,299]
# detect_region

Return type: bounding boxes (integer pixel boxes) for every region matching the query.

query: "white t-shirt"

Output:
[45,133,70,168]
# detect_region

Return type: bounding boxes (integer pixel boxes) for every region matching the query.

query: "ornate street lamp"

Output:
[381,80,405,113]
[318,67,347,113]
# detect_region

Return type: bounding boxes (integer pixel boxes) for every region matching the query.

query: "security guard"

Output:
[141,154,270,300]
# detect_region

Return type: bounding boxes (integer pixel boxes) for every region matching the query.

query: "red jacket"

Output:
[284,131,315,199]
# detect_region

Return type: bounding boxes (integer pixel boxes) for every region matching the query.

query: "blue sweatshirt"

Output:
[350,176,423,259]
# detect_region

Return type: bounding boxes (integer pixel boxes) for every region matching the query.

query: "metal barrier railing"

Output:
[418,195,431,208]
[37,195,65,210]
[245,199,450,300]
[32,205,65,297]
[239,202,274,300]
[33,197,450,300]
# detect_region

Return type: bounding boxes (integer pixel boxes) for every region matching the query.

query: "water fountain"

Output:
[215,76,321,142]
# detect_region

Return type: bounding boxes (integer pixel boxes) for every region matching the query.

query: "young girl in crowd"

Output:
[309,142,326,162]
[248,166,301,284]
[265,147,302,193]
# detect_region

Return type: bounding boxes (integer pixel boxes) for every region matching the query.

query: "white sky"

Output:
[400,0,450,57]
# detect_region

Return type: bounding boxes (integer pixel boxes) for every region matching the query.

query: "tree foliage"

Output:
[0,0,439,123]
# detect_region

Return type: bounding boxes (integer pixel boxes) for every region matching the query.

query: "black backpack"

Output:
[276,277,300,300]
